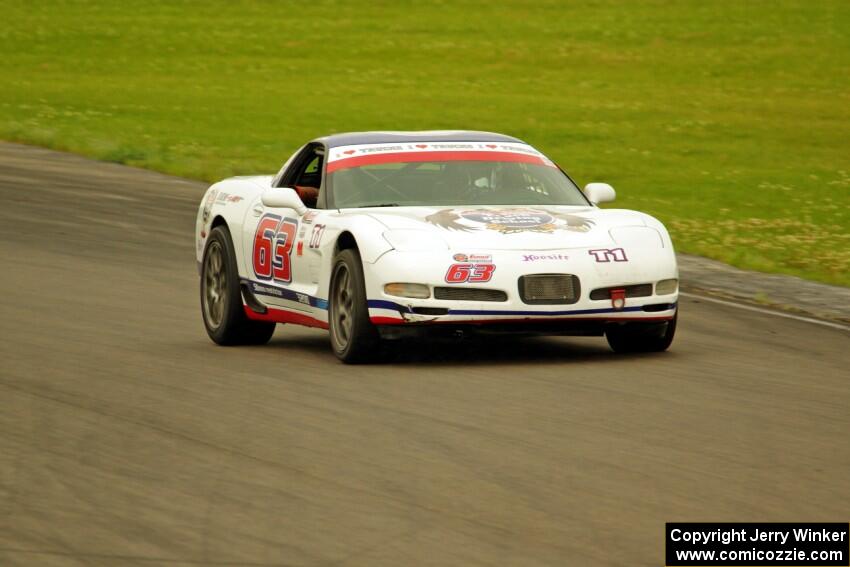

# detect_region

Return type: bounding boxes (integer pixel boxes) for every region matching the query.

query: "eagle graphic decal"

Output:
[425,208,594,235]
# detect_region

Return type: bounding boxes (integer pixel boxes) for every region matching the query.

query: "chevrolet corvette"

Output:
[196,131,678,362]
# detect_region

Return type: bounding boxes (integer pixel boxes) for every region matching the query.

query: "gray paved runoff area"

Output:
[677,254,850,325]
[0,142,847,566]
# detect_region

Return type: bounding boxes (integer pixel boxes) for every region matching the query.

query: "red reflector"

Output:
[610,288,626,310]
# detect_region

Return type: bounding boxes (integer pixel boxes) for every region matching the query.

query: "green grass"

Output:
[2,0,848,285]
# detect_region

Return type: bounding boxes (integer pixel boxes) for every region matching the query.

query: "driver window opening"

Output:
[293,151,322,208]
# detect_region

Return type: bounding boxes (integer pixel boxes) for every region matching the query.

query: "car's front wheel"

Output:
[328,248,380,363]
[201,225,276,345]
[605,312,677,353]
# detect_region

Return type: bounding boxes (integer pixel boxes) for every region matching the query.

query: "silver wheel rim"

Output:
[203,240,227,329]
[331,264,354,350]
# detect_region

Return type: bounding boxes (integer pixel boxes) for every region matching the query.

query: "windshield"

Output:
[326,143,589,208]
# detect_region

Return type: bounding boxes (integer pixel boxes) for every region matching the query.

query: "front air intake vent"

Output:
[433,287,508,302]
[589,283,653,301]
[518,274,580,305]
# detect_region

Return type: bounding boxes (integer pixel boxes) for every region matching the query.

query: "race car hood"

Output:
[359,205,654,251]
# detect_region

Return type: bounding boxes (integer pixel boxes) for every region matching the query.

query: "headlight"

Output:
[656,279,678,295]
[384,283,431,299]
[609,226,663,248]
[383,230,449,251]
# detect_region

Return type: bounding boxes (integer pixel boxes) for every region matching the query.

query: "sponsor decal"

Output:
[244,278,328,310]
[453,253,492,263]
[427,208,593,235]
[422,143,475,150]
[463,209,553,233]
[202,189,217,221]
[251,281,283,297]
[326,142,555,172]
[215,192,244,204]
[296,241,303,256]
[522,253,569,262]
[329,141,544,160]
[358,144,405,154]
[588,248,628,262]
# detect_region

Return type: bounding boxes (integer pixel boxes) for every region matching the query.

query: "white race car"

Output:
[196,131,678,362]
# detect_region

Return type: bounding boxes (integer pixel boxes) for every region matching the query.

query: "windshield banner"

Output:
[326,142,556,173]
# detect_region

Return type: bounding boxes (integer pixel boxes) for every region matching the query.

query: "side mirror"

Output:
[584,182,616,205]
[261,188,307,216]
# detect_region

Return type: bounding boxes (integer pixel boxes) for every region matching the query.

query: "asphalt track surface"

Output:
[0,142,847,566]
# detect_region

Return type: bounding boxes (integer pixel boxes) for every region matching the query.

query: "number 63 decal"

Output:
[445,263,496,283]
[253,214,298,283]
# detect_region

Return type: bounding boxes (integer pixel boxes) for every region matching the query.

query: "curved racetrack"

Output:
[0,142,847,566]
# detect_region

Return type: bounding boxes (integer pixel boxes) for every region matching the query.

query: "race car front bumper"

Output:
[364,247,679,334]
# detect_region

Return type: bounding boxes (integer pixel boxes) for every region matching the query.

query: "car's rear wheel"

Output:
[329,248,379,363]
[605,312,677,353]
[201,225,275,345]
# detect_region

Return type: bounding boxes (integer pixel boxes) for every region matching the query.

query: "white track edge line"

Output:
[679,291,850,332]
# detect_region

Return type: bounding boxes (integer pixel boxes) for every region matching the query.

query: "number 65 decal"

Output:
[253,214,298,283]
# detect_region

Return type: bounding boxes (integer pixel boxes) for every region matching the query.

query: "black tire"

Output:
[605,312,677,353]
[201,225,275,346]
[328,248,380,363]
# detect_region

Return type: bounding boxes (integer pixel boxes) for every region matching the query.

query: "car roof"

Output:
[315,130,525,148]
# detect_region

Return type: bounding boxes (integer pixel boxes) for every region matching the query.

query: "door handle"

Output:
[252,204,264,217]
